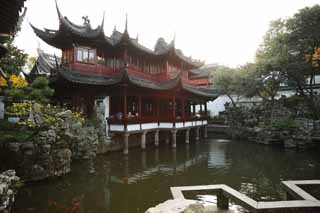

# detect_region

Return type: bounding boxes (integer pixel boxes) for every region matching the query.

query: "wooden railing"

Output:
[65,62,184,82]
[69,63,120,75]
[170,180,320,212]
[127,64,168,81]
[108,115,208,125]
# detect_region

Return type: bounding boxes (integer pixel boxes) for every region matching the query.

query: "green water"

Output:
[12,137,320,213]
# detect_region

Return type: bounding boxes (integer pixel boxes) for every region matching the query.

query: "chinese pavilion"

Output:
[30,1,219,154]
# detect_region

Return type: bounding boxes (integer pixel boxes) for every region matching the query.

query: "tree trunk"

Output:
[227,94,237,107]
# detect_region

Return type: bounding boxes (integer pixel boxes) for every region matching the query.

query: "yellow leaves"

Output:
[5,102,32,117]
[0,76,8,87]
[72,111,85,124]
[17,120,36,129]
[9,74,28,88]
[305,47,320,67]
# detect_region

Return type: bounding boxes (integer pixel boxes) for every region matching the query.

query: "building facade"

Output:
[30,2,218,154]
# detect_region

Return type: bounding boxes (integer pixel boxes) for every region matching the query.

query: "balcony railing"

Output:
[108,115,208,132]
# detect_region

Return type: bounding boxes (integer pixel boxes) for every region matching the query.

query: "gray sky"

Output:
[15,0,320,67]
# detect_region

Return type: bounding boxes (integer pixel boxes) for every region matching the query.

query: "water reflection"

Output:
[12,138,320,213]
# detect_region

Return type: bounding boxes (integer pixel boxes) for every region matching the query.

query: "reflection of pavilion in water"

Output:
[110,148,208,185]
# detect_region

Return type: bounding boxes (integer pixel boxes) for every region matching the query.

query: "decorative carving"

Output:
[82,15,90,26]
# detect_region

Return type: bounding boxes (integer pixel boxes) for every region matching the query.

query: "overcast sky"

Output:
[15,0,320,67]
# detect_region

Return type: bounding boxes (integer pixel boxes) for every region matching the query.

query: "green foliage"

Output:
[255,5,320,119]
[209,115,225,125]
[0,130,35,143]
[0,119,17,131]
[4,76,54,103]
[0,38,28,75]
[4,87,25,100]
[284,95,305,109]
[213,64,259,106]
[271,118,298,130]
[25,77,54,103]
[0,120,35,143]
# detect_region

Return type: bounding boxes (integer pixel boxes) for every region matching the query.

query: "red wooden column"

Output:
[123,85,128,130]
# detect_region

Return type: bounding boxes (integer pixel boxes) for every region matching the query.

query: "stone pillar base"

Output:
[154,130,159,147]
[171,130,177,148]
[185,128,190,144]
[141,131,146,150]
[204,126,208,139]
[123,133,130,155]
[195,127,200,141]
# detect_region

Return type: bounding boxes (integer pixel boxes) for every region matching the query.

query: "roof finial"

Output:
[136,34,139,42]
[171,32,176,47]
[101,11,105,29]
[113,25,117,32]
[124,13,128,33]
[55,0,63,20]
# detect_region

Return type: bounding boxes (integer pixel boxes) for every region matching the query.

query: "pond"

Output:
[12,136,320,213]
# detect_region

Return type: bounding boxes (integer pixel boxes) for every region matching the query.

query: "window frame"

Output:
[76,47,96,64]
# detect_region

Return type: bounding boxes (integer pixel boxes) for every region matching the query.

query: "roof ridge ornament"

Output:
[82,15,90,26]
[101,11,105,29]
[55,0,63,21]
[124,13,128,33]
[171,32,176,48]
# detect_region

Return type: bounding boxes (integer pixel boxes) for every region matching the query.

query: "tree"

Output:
[25,77,54,103]
[285,5,320,119]
[257,5,320,119]
[0,38,28,75]
[213,65,255,107]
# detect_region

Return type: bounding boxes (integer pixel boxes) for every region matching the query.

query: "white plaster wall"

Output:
[127,124,141,131]
[195,121,202,126]
[175,122,184,128]
[185,121,193,127]
[109,125,125,132]
[141,123,158,130]
[159,122,173,129]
